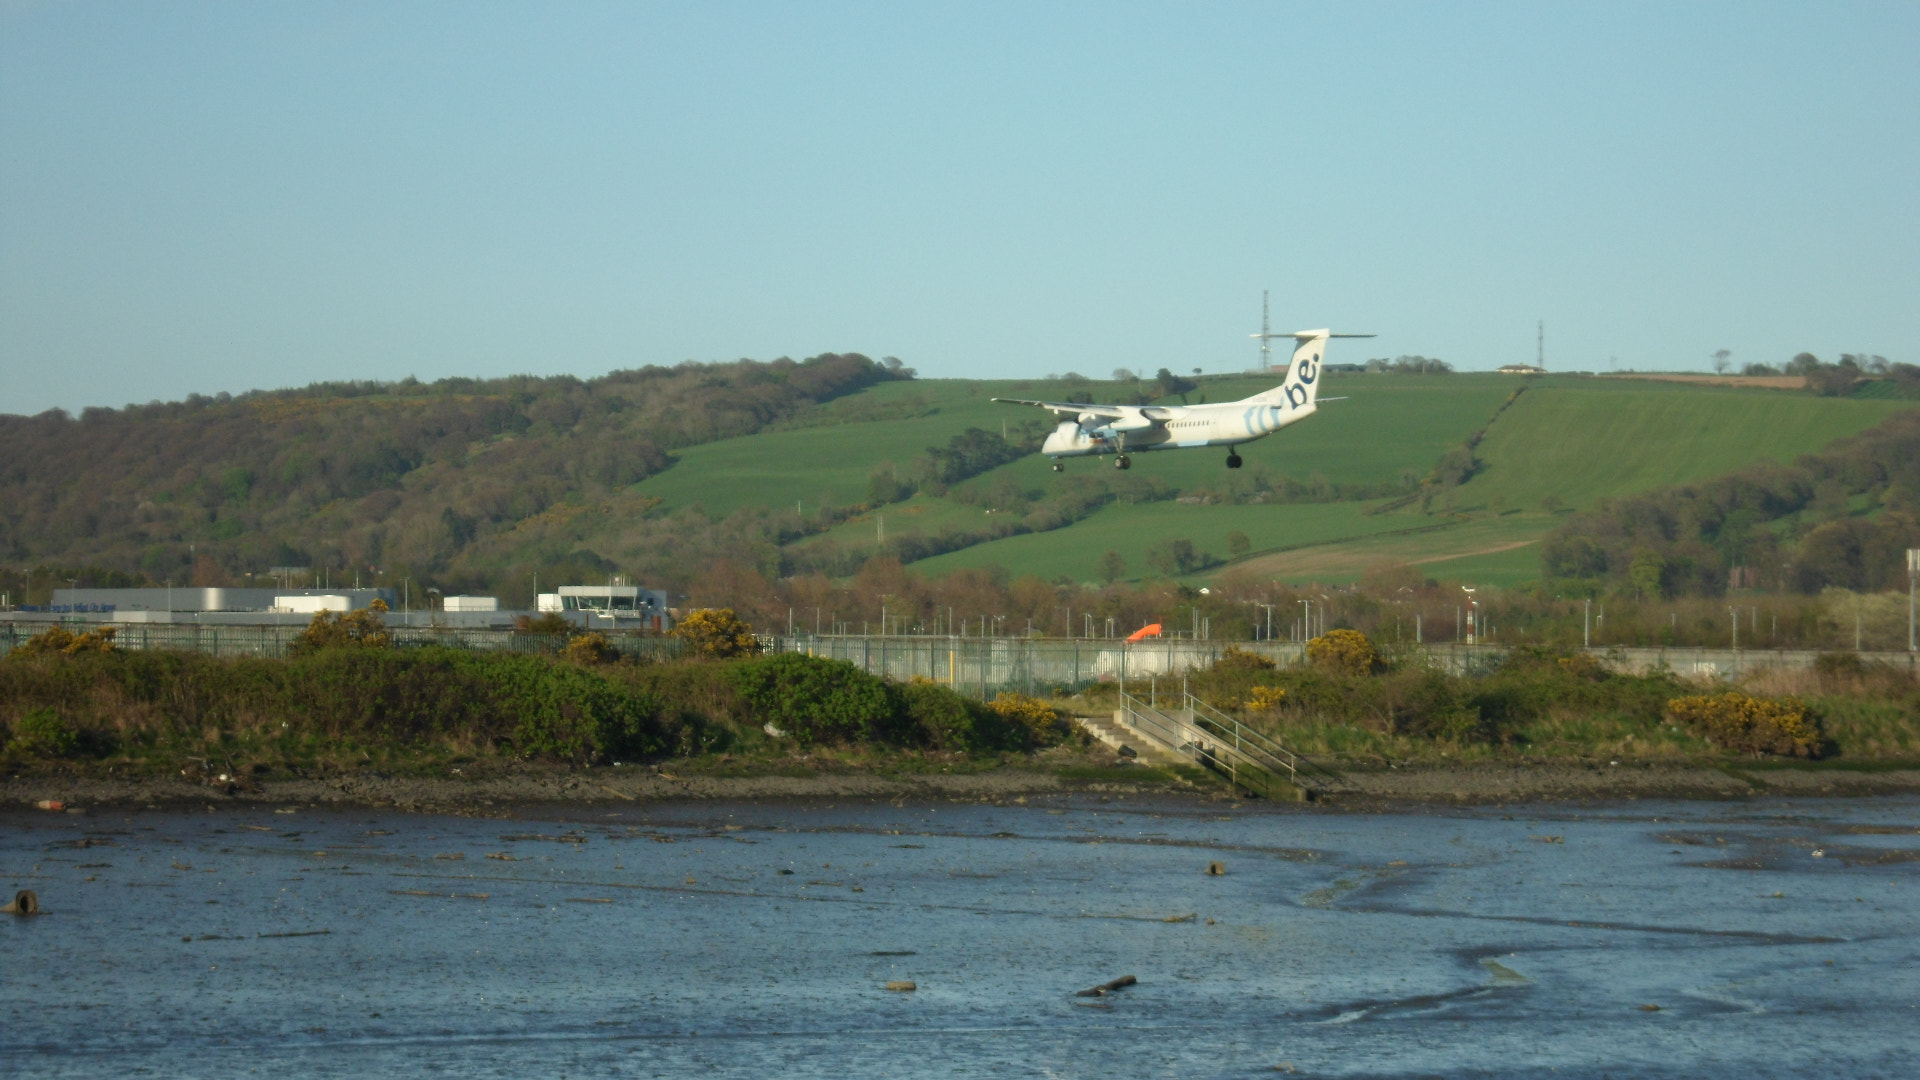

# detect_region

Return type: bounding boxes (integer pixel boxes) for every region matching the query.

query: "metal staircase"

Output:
[1076,711,1218,786]
[1099,691,1320,800]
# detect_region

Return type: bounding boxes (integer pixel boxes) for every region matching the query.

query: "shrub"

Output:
[0,646,670,765]
[499,656,664,762]
[1386,669,1487,742]
[673,609,759,659]
[267,647,666,763]
[9,707,80,758]
[1215,646,1276,672]
[562,633,618,665]
[1814,652,1865,677]
[1557,653,1606,680]
[10,625,117,657]
[516,613,576,636]
[727,653,897,746]
[987,692,1069,748]
[1308,629,1379,676]
[1665,691,1823,758]
[292,600,391,653]
[899,679,986,750]
[1244,686,1287,711]
[1470,647,1677,729]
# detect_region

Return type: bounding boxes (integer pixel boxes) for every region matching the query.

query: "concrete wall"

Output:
[4,618,1914,688]
[766,636,1920,688]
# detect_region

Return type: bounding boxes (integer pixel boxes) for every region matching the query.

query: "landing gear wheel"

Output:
[1226,453,1243,469]
[1114,455,1132,470]
[1050,462,1064,473]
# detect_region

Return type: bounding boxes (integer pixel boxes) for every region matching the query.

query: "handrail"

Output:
[1115,693,1196,757]
[1118,692,1298,799]
[1182,695,1299,781]
[1185,693,1345,788]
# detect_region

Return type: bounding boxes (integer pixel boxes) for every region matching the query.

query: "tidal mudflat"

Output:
[4,796,1917,1078]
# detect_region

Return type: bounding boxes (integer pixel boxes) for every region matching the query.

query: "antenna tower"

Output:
[1251,290,1297,371]
[1261,291,1271,370]
[1251,291,1284,371]
[1537,320,1545,370]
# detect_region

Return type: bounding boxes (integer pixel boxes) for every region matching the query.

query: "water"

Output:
[5,795,1917,1078]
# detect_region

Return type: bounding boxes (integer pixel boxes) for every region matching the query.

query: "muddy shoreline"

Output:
[7,759,1920,814]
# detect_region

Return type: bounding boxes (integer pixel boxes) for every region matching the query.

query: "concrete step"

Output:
[1093,705,1310,801]
[1073,714,1218,786]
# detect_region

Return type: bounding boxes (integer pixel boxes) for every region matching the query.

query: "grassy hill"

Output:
[835,375,1911,588]
[1461,377,1907,509]
[7,358,1912,603]
[635,372,1527,584]
[639,373,1520,516]
[635,379,1040,518]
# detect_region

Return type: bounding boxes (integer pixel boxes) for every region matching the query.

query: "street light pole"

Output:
[1909,548,1918,654]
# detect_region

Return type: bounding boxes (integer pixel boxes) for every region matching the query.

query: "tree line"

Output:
[1542,408,1920,597]
[0,353,910,598]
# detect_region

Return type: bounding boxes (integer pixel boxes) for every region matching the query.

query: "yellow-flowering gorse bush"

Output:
[1244,686,1288,711]
[1665,691,1822,758]
[1307,629,1380,677]
[672,609,759,659]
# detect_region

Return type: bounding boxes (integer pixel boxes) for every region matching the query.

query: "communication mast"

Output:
[1262,291,1271,369]
[1252,290,1286,371]
[1538,320,1545,371]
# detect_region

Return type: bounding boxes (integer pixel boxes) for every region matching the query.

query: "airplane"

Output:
[993,328,1374,471]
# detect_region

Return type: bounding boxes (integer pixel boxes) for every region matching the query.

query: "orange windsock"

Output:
[1125,623,1163,643]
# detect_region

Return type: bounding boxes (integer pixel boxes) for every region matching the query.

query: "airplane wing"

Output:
[991,399,1180,428]
[990,397,1129,420]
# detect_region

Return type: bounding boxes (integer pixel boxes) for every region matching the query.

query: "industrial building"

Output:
[4,583,669,632]
[536,585,672,632]
[44,587,395,617]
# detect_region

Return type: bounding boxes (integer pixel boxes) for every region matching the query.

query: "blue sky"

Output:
[3,2,1916,414]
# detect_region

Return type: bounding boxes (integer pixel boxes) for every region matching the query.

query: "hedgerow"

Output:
[0,647,672,766]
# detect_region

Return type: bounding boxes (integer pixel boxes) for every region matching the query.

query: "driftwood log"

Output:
[1074,975,1137,997]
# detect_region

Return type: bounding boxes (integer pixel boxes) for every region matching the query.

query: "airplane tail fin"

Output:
[1243,330,1373,410]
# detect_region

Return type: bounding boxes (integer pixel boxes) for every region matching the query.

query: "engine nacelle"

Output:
[1044,421,1090,455]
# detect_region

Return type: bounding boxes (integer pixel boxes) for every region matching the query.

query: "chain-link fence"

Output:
[5,619,1911,688]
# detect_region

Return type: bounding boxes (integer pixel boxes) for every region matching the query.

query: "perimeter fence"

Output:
[3,619,1913,693]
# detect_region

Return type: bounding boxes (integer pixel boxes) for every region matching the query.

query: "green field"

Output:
[638,372,1520,516]
[910,499,1409,582]
[1458,377,1911,511]
[1227,510,1555,587]
[810,492,992,549]
[635,379,1032,517]
[629,370,1916,588]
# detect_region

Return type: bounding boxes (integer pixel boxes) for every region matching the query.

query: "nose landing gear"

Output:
[1113,455,1132,470]
[1226,453,1243,469]
[1051,461,1065,472]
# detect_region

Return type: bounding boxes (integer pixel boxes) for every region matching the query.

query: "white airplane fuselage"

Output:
[1040,399,1317,459]
[994,327,1367,470]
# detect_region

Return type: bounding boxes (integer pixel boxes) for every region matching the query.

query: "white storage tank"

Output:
[275,595,353,614]
[442,596,499,612]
